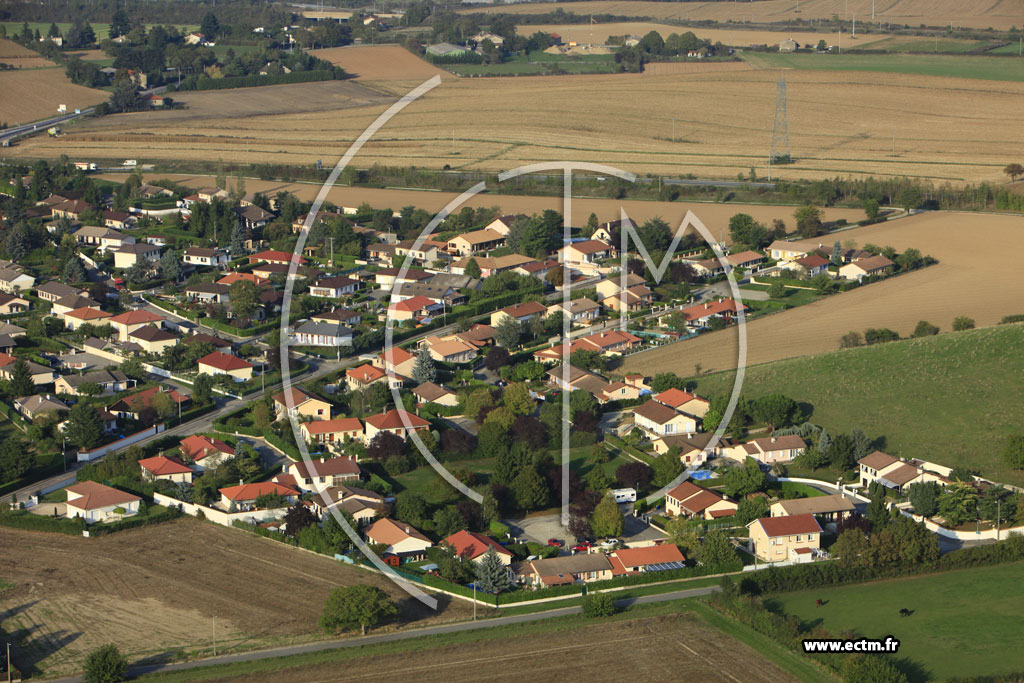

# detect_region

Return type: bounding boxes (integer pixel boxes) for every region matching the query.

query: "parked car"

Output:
[600,538,620,548]
[547,538,564,548]
[571,541,591,552]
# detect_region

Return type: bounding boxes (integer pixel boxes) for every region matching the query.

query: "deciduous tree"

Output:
[319,585,397,635]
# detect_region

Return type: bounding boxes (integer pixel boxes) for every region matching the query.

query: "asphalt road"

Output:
[0,108,95,144]
[40,584,718,682]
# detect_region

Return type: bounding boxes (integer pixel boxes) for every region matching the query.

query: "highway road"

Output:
[0,108,96,144]
[40,584,719,682]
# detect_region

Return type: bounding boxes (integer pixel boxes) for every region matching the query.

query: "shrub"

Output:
[952,316,975,331]
[83,643,128,683]
[581,591,616,618]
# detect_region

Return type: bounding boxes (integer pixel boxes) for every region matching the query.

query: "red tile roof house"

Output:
[443,529,514,565]
[219,481,299,512]
[248,250,306,266]
[680,298,748,329]
[364,518,433,561]
[138,454,194,484]
[387,295,443,322]
[65,481,141,524]
[653,388,710,418]
[108,386,190,420]
[608,544,686,576]
[179,434,236,471]
[725,250,766,271]
[107,309,166,342]
[345,363,405,392]
[665,481,738,520]
[299,418,364,448]
[790,253,830,278]
[197,351,254,381]
[285,455,361,492]
[363,409,431,445]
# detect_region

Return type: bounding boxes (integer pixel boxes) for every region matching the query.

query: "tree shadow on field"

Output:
[0,599,42,621]
[10,625,82,675]
[797,402,815,422]
[397,592,454,625]
[891,656,932,683]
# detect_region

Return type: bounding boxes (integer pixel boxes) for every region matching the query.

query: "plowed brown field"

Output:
[622,211,1024,375]
[0,519,470,677]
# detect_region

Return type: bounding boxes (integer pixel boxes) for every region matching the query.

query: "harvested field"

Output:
[0,519,471,678]
[311,45,451,91]
[519,22,889,49]
[0,37,55,68]
[461,0,1024,31]
[622,211,1024,375]
[641,60,754,76]
[14,67,1023,184]
[96,173,864,232]
[153,613,800,683]
[0,67,108,124]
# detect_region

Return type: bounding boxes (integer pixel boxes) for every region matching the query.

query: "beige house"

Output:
[412,382,458,407]
[374,347,416,378]
[180,434,236,471]
[273,387,332,421]
[139,455,194,484]
[425,337,477,364]
[197,351,254,381]
[839,254,895,281]
[63,306,112,331]
[858,451,951,493]
[447,228,506,257]
[747,514,822,563]
[346,363,402,391]
[730,435,807,465]
[767,239,828,261]
[633,400,699,438]
[652,388,710,419]
[665,481,738,520]
[364,518,433,560]
[299,418,364,447]
[770,494,856,522]
[517,553,613,588]
[489,300,548,327]
[652,433,732,467]
[547,298,601,325]
[363,409,430,445]
[557,239,613,274]
[286,455,361,491]
[129,325,178,354]
[113,243,161,269]
[595,273,646,300]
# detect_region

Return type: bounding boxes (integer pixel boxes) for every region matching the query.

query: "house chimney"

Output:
[281,464,286,473]
[771,436,777,443]
[238,478,243,485]
[320,457,325,463]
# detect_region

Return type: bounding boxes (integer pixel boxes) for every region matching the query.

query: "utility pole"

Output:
[672,117,675,142]
[473,583,477,620]
[328,236,334,267]
[213,616,217,656]
[872,0,875,21]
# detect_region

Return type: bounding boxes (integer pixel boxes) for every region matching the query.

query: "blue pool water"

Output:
[690,470,714,480]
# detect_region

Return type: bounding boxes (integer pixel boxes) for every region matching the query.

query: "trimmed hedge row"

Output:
[169,68,344,92]
[89,505,183,536]
[740,533,1024,596]
[0,510,85,534]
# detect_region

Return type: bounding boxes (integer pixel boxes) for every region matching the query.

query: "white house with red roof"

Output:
[363,409,430,445]
[138,455,194,484]
[633,399,699,437]
[345,363,404,391]
[388,295,443,321]
[219,481,299,511]
[373,347,416,377]
[65,481,141,523]
[557,239,614,275]
[364,518,432,560]
[678,298,747,329]
[63,306,112,331]
[443,529,514,565]
[272,387,332,421]
[197,351,254,381]
[490,300,548,327]
[665,481,737,520]
[179,434,236,471]
[728,435,807,465]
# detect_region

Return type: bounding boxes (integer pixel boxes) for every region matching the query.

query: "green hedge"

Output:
[213,405,263,436]
[89,504,183,536]
[0,509,84,534]
[739,533,1024,596]
[169,68,344,92]
[263,430,300,459]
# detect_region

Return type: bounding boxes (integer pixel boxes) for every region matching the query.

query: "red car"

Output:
[571,542,591,552]
[547,538,564,548]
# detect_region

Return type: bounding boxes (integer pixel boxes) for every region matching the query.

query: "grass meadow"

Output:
[768,562,1024,682]
[690,324,1024,485]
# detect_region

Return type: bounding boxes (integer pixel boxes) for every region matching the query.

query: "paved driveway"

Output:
[505,513,568,550]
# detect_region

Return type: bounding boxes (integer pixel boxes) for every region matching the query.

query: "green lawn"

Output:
[767,562,1024,682]
[851,36,992,54]
[779,481,825,498]
[691,324,1024,485]
[742,51,1024,82]
[987,41,1024,55]
[392,457,496,504]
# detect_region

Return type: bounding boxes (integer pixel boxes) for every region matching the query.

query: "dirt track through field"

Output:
[622,211,1024,375]
[0,519,470,677]
[207,614,798,683]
